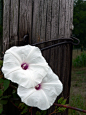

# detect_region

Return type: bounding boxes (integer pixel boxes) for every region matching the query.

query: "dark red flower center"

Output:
[21,63,29,70]
[35,84,41,90]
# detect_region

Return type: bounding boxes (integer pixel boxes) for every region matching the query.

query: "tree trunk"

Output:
[3,0,74,115]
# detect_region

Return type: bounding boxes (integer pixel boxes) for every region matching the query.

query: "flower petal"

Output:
[2,45,49,88]
[5,45,34,63]
[26,46,42,63]
[5,47,22,63]
[4,68,41,88]
[17,86,36,100]
[42,68,59,84]
[3,64,46,88]
[17,86,49,110]
[2,58,47,88]
[17,67,63,110]
[41,67,63,107]
[3,53,20,64]
[2,53,20,74]
[41,81,63,107]
[29,63,49,79]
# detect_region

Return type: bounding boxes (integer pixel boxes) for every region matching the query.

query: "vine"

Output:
[0,60,86,115]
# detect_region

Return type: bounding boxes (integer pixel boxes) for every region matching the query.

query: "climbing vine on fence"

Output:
[0,60,67,115]
[0,60,86,115]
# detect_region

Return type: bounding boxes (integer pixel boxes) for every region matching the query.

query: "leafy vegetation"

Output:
[73,0,86,48]
[69,67,86,115]
[36,110,47,115]
[0,61,10,114]
[36,97,67,115]
[0,0,86,114]
[72,51,86,67]
[0,60,67,115]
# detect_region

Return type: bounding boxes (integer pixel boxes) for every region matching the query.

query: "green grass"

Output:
[68,67,86,115]
[69,94,86,115]
[72,52,86,67]
[75,71,85,74]
[72,49,86,60]
[68,49,86,115]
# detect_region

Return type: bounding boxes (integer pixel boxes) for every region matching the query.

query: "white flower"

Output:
[17,67,63,110]
[2,45,49,88]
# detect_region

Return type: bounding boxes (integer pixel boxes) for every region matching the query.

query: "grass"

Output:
[72,50,86,67]
[68,49,86,115]
[72,49,86,60]
[68,67,86,115]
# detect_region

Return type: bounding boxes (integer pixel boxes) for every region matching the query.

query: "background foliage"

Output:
[0,0,86,114]
[73,0,86,48]
[73,51,86,67]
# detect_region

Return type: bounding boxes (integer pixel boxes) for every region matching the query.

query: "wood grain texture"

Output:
[0,0,3,25]
[0,0,3,57]
[10,0,19,46]
[19,0,32,44]
[3,0,10,51]
[3,0,74,115]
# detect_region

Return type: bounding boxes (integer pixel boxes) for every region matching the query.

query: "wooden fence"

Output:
[3,0,74,115]
[0,0,3,25]
[0,0,3,57]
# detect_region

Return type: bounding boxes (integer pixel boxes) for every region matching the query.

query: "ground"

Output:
[68,49,86,115]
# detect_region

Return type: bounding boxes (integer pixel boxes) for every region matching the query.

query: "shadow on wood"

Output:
[3,0,74,115]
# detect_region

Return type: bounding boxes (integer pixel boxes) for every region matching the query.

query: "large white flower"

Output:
[2,45,49,88]
[17,67,63,110]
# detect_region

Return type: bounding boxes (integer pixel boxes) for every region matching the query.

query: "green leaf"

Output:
[55,106,57,109]
[0,60,3,66]
[0,95,11,99]
[56,97,67,113]
[3,79,10,91]
[21,106,28,114]
[58,107,66,113]
[58,97,64,104]
[36,111,41,115]
[0,104,3,114]
[19,103,28,114]
[0,79,4,84]
[0,79,10,95]
[61,99,67,105]
[12,91,18,98]
[12,89,17,94]
[41,110,47,115]
[0,100,8,105]
[58,97,67,105]
[0,90,3,97]
[18,103,25,109]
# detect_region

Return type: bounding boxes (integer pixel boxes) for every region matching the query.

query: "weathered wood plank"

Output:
[3,0,10,51]
[65,0,69,37]
[32,0,40,43]
[27,0,32,44]
[19,0,32,44]
[51,0,59,40]
[3,0,74,115]
[10,0,19,46]
[19,0,28,40]
[0,0,3,57]
[0,0,3,26]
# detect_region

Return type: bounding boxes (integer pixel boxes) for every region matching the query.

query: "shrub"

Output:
[72,52,86,67]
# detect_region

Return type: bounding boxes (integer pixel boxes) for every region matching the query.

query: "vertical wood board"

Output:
[3,0,74,115]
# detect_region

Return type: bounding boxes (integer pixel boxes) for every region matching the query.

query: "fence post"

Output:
[0,0,3,57]
[3,0,74,115]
